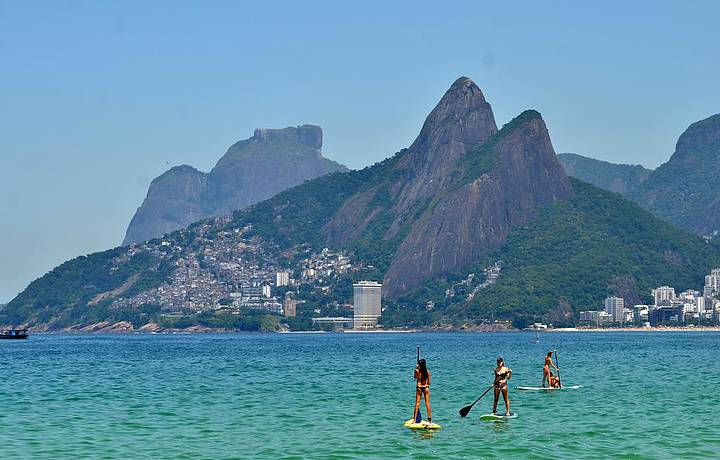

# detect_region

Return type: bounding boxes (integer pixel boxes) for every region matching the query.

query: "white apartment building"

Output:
[652,286,675,307]
[604,296,625,323]
[705,269,720,293]
[353,281,382,329]
[276,271,290,287]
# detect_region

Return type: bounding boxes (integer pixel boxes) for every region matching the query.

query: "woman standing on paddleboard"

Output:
[413,359,432,423]
[492,357,512,416]
[542,351,559,387]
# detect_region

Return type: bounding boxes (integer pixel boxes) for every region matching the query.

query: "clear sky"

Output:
[1,0,719,302]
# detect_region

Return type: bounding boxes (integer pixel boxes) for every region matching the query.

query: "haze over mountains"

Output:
[557,114,720,237]
[123,125,347,245]
[5,77,719,331]
[630,114,720,236]
[557,153,652,195]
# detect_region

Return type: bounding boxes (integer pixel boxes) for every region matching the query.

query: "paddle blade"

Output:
[459,405,472,417]
[415,409,422,423]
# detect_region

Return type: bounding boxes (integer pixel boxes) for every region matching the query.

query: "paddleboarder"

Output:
[413,359,432,423]
[542,351,559,388]
[549,371,561,388]
[492,357,512,416]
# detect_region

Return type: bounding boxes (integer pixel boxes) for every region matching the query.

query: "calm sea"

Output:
[2,332,719,458]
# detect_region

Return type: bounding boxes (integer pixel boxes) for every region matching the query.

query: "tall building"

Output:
[283,292,297,318]
[604,296,625,323]
[705,269,720,293]
[276,271,290,287]
[353,281,382,329]
[652,286,675,307]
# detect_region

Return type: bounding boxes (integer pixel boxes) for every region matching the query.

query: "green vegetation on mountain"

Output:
[630,114,720,236]
[557,153,651,195]
[383,179,720,327]
[7,78,720,331]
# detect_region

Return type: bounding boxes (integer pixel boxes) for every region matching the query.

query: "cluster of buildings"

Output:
[109,218,359,320]
[445,261,502,301]
[579,268,720,326]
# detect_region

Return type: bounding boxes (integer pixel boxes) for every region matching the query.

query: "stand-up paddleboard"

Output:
[480,412,517,421]
[404,418,441,430]
[516,385,582,391]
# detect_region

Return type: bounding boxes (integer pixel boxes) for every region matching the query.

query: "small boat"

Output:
[0,329,29,340]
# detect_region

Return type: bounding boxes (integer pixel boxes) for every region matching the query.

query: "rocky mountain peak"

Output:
[407,76,497,158]
[253,125,323,150]
[673,113,720,162]
[389,77,498,216]
[383,109,574,297]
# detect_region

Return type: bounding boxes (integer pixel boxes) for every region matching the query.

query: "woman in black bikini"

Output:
[413,359,432,423]
[492,357,512,415]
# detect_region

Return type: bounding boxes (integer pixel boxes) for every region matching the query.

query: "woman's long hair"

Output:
[418,359,429,380]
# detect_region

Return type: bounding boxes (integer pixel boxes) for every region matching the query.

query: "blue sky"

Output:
[1,0,719,302]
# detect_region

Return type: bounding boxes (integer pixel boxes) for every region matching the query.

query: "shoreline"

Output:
[20,325,720,334]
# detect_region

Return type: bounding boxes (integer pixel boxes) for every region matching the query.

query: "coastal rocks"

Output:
[137,322,164,333]
[68,321,134,332]
[123,125,347,245]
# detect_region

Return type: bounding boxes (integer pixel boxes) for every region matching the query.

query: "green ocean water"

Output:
[2,332,719,459]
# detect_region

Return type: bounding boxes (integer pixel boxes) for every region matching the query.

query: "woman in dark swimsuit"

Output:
[492,357,512,415]
[413,359,432,422]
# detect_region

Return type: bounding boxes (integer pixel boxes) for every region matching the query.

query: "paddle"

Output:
[554,350,562,389]
[459,385,494,417]
[415,347,422,423]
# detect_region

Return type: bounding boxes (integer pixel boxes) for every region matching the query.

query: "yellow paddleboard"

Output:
[404,418,441,430]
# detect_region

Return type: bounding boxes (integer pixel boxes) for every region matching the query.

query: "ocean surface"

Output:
[2,332,719,459]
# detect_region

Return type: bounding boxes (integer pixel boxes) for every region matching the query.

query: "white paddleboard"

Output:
[480,412,517,421]
[516,385,582,391]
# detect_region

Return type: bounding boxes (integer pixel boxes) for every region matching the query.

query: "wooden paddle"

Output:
[554,350,562,388]
[459,385,494,417]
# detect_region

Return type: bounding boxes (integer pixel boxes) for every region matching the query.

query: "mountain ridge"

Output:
[630,113,720,236]
[5,78,720,331]
[122,125,347,246]
[557,153,652,195]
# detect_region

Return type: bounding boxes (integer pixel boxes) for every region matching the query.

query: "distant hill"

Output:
[5,78,720,330]
[630,114,720,236]
[122,125,347,245]
[557,153,651,195]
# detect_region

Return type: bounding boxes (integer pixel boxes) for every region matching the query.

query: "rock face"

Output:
[630,114,720,236]
[557,153,651,195]
[123,125,347,245]
[324,77,574,297]
[383,111,574,297]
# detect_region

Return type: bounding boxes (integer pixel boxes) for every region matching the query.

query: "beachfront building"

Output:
[633,305,649,323]
[353,281,382,329]
[579,311,599,323]
[604,296,625,323]
[652,286,675,307]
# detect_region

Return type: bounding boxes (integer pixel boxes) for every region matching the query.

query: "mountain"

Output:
[122,125,347,245]
[630,114,720,236]
[5,77,720,331]
[557,153,651,195]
